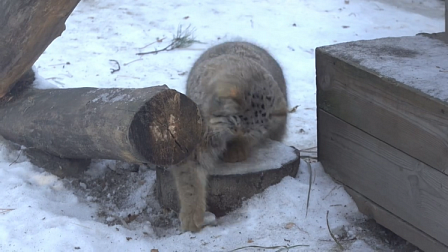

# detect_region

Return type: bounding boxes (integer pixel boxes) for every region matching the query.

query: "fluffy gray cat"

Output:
[172,41,288,232]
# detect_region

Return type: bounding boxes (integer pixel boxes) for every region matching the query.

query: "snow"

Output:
[321,35,448,102]
[0,0,445,251]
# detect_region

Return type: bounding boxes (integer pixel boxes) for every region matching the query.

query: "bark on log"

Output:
[0,85,203,166]
[0,0,80,98]
[156,140,301,217]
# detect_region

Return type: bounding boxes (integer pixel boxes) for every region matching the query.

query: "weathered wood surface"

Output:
[156,140,300,216]
[345,187,448,252]
[316,36,448,173]
[0,0,80,98]
[0,84,203,166]
[318,110,448,248]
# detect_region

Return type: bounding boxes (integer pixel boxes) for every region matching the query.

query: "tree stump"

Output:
[156,140,301,217]
[0,0,80,98]
[0,82,203,167]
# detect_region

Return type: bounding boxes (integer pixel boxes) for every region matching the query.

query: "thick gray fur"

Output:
[172,41,288,232]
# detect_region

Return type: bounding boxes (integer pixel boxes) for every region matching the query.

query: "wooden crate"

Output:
[316,34,448,252]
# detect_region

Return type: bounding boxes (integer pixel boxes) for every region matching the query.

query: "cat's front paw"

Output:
[221,137,249,163]
[179,207,205,233]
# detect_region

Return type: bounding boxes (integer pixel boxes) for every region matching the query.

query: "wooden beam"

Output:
[317,109,448,247]
[0,0,80,98]
[0,84,203,166]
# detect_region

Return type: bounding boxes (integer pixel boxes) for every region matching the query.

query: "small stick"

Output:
[109,60,121,74]
[326,210,344,250]
[305,160,312,217]
[229,244,309,252]
[136,25,202,56]
[123,58,143,66]
[0,208,15,214]
[10,149,23,166]
[300,146,317,152]
[137,36,167,49]
[322,185,341,200]
[288,105,299,113]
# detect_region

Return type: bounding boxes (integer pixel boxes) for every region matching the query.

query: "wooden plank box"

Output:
[316,34,448,252]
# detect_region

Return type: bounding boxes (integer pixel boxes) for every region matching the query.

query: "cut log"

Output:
[156,140,301,217]
[0,0,80,98]
[0,83,203,166]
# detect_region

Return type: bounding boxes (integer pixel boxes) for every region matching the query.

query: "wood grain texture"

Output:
[316,47,448,173]
[317,110,448,247]
[345,187,448,252]
[0,0,80,98]
[0,84,203,166]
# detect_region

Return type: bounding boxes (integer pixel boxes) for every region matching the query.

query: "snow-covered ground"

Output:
[0,0,445,251]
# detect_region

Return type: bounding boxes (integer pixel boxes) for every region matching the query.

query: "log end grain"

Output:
[129,89,204,166]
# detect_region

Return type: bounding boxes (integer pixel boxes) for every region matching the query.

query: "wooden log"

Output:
[0,84,203,166]
[156,140,301,217]
[0,0,80,98]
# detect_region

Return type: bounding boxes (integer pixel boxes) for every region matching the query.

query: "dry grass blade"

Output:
[9,149,23,166]
[299,146,317,153]
[136,25,202,55]
[288,105,299,113]
[326,210,344,250]
[305,159,312,217]
[0,208,15,214]
[229,244,309,252]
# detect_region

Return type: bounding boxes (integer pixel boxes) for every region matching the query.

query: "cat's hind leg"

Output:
[171,160,207,232]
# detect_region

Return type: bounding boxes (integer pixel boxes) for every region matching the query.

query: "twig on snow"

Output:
[326,210,344,250]
[288,105,299,113]
[136,25,202,55]
[9,149,23,166]
[109,60,121,74]
[0,208,15,214]
[138,36,167,50]
[229,244,309,252]
[305,159,312,217]
[123,58,143,66]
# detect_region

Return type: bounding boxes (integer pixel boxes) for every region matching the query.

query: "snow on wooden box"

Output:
[315,35,448,252]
